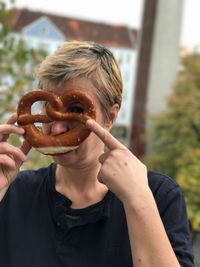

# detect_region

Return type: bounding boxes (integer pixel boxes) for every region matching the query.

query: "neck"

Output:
[55,162,108,208]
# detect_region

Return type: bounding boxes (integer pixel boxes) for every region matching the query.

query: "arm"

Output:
[0,114,31,201]
[86,120,192,267]
[123,188,181,266]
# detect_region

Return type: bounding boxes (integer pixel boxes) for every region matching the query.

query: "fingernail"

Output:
[86,119,93,127]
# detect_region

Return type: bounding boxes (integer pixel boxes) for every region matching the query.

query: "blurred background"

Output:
[1,0,200,264]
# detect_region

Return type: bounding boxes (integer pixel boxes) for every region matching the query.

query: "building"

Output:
[9,8,139,144]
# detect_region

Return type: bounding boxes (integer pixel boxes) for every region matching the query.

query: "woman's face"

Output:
[42,78,111,168]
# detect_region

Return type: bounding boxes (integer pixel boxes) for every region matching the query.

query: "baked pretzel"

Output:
[17,89,96,155]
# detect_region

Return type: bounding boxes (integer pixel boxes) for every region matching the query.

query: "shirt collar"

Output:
[47,163,112,230]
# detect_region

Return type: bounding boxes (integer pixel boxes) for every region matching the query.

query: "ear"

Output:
[105,104,119,130]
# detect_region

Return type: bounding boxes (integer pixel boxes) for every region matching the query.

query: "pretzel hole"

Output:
[31,100,46,115]
[64,102,84,114]
[31,101,47,128]
[33,122,43,131]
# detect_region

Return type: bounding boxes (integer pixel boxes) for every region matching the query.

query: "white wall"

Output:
[147,0,183,115]
[109,47,137,127]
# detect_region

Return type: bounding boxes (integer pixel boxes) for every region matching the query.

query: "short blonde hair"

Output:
[36,41,123,120]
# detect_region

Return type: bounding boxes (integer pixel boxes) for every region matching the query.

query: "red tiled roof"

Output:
[9,8,138,48]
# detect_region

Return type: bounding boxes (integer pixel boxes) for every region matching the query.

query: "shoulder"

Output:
[148,169,180,195]
[15,164,53,186]
[3,163,55,201]
[147,170,185,211]
[148,171,194,266]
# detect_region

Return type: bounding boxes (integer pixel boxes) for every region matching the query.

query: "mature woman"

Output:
[0,41,194,266]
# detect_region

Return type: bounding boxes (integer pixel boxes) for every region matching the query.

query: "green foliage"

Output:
[146,53,200,231]
[0,1,53,169]
[176,149,200,231]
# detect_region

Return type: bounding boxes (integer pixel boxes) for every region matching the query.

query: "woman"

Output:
[0,41,194,266]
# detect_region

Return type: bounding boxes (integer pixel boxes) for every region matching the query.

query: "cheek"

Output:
[81,132,104,153]
[95,109,106,126]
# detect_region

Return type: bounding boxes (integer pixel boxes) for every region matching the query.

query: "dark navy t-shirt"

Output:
[0,163,194,267]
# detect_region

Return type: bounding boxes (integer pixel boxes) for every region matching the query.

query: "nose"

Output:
[50,121,69,136]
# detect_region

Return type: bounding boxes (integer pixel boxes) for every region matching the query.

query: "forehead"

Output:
[47,78,101,110]
[52,78,96,96]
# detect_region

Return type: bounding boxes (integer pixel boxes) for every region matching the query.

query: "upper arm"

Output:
[156,183,194,266]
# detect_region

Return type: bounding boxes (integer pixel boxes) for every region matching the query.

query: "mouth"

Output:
[38,119,82,155]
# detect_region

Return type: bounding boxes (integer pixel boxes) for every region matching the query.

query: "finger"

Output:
[0,125,25,135]
[4,115,31,156]
[0,154,18,171]
[0,154,19,189]
[0,114,24,142]
[0,142,27,163]
[86,119,124,150]
[0,125,25,142]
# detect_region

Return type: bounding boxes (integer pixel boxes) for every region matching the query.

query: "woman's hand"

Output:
[86,119,149,206]
[0,114,31,192]
[86,120,181,267]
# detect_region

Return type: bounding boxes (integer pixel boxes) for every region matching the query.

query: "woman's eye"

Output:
[66,103,83,113]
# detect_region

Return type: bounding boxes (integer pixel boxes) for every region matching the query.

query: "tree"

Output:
[146,53,200,232]
[0,0,53,169]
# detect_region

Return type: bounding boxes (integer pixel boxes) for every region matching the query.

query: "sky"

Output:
[8,0,200,50]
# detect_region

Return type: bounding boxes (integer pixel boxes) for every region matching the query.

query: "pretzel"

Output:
[17,89,96,155]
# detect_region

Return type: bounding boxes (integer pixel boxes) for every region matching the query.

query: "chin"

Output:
[51,146,82,166]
